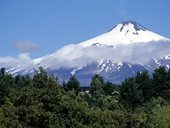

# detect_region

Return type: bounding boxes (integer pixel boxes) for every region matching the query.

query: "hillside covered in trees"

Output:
[0,66,170,128]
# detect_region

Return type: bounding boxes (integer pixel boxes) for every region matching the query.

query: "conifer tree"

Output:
[90,74,104,95]
[120,78,143,110]
[66,75,80,93]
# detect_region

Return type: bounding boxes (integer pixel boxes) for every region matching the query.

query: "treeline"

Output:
[0,66,170,127]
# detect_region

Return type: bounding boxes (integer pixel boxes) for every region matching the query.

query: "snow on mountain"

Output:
[3,21,170,85]
[79,21,170,47]
[96,59,123,74]
[67,60,150,85]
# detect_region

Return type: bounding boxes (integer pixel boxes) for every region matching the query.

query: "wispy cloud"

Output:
[15,41,40,53]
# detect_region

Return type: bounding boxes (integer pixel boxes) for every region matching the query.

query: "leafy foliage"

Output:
[0,66,170,127]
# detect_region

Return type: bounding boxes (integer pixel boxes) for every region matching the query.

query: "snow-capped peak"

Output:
[109,21,148,35]
[108,21,147,32]
[79,21,170,47]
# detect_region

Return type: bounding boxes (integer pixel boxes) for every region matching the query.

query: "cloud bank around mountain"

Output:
[0,53,37,71]
[1,41,170,71]
[39,41,170,69]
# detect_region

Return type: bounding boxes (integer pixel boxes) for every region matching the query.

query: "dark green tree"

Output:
[135,71,151,102]
[32,67,48,88]
[153,67,170,102]
[120,78,143,110]
[152,66,167,98]
[161,69,170,102]
[0,68,5,76]
[103,81,116,95]
[32,67,58,88]
[14,75,32,89]
[0,68,14,106]
[66,75,80,93]
[90,74,104,95]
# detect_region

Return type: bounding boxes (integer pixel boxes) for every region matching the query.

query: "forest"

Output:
[0,66,170,128]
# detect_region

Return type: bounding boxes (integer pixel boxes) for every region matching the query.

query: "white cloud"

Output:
[0,56,17,67]
[15,41,40,53]
[39,41,170,69]
[0,53,38,73]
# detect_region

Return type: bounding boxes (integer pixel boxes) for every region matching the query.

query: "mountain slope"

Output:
[5,21,170,85]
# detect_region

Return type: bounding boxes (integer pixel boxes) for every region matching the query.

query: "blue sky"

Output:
[0,0,170,58]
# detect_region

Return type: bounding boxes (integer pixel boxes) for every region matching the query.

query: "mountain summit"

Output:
[79,21,169,47]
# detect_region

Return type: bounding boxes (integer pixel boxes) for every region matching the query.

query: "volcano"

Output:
[5,21,170,85]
